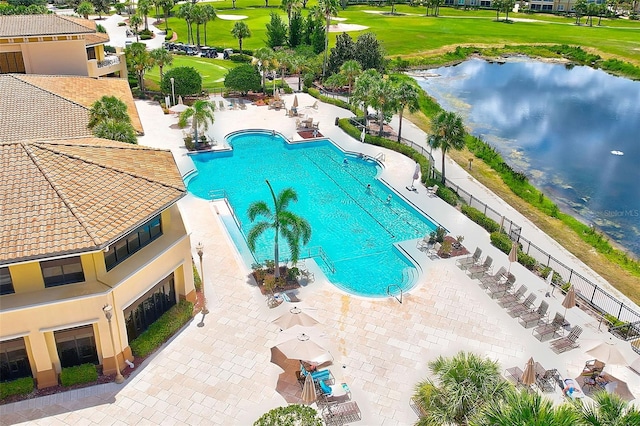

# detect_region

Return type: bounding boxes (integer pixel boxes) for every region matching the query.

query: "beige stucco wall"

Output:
[20,39,89,76]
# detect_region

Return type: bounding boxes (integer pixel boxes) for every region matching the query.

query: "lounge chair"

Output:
[535,364,559,392]
[307,100,318,110]
[487,274,515,299]
[507,293,537,317]
[467,256,493,279]
[427,184,439,197]
[456,247,482,270]
[427,242,441,260]
[497,283,526,308]
[218,100,225,110]
[504,366,527,388]
[274,291,301,303]
[416,235,431,251]
[322,401,361,426]
[480,266,507,289]
[533,313,565,341]
[519,300,549,328]
[550,326,583,353]
[581,359,605,376]
[239,101,247,110]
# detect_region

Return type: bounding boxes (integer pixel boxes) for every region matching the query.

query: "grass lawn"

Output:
[164,3,640,65]
[145,55,239,91]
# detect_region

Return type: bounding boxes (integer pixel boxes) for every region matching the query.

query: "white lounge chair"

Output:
[427,184,439,196]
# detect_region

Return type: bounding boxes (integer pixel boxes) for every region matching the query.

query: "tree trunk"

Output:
[441,150,446,183]
[397,108,404,142]
[378,111,384,137]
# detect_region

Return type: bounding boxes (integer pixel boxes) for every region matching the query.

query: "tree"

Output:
[351,68,380,127]
[413,352,509,426]
[161,66,202,96]
[247,180,312,278]
[368,74,395,137]
[137,0,151,30]
[224,64,262,94]
[178,100,215,146]
[275,49,293,88]
[76,1,94,18]
[150,47,173,82]
[114,2,125,14]
[253,47,277,91]
[574,0,588,24]
[324,72,346,91]
[304,9,325,54]
[231,20,251,53]
[502,0,515,22]
[288,52,307,91]
[317,0,339,76]
[90,0,109,19]
[354,32,385,72]
[391,78,419,142]
[288,11,304,47]
[492,0,504,21]
[265,11,288,49]
[473,389,579,426]
[159,0,174,32]
[575,391,640,425]
[201,4,216,46]
[327,32,355,75]
[177,3,195,44]
[192,5,205,47]
[429,110,466,184]
[129,14,142,41]
[88,96,131,129]
[281,0,302,34]
[125,42,153,90]
[340,59,361,95]
[93,120,138,144]
[253,405,322,426]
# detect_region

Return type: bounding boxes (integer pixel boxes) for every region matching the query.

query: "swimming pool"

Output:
[187,130,438,296]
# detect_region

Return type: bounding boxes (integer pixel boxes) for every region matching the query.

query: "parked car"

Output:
[223,48,234,59]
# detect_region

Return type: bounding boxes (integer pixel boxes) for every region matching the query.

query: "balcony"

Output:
[88,52,127,78]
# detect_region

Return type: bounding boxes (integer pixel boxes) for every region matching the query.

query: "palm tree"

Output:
[340,60,362,95]
[275,49,293,88]
[150,47,173,81]
[76,1,94,19]
[393,79,420,142]
[201,4,216,46]
[288,53,306,91]
[576,390,640,425]
[412,351,509,426]
[231,21,251,54]
[93,120,138,144]
[247,181,312,278]
[192,5,205,47]
[253,47,277,92]
[317,0,339,77]
[178,100,215,146]
[351,69,380,127]
[177,3,195,45]
[369,75,395,137]
[125,42,153,90]
[129,14,142,42]
[137,0,151,31]
[473,388,579,426]
[88,96,131,129]
[428,110,466,184]
[159,0,174,32]
[281,0,302,30]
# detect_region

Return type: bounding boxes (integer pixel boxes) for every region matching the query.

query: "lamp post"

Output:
[102,304,124,384]
[196,242,209,317]
[170,77,175,106]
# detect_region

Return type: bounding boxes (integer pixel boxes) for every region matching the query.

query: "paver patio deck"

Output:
[2,93,637,426]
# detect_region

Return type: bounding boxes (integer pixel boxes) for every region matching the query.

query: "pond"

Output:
[413,57,640,258]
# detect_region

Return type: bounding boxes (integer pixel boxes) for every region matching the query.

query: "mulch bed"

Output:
[297,130,324,139]
[440,235,470,258]
[252,266,301,295]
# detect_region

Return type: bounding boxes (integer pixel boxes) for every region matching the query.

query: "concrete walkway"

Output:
[2,95,638,425]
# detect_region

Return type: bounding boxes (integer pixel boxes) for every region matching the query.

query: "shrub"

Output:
[461,205,500,233]
[118,22,126,27]
[0,377,34,400]
[60,363,98,387]
[229,53,252,63]
[164,30,173,41]
[490,231,512,253]
[193,263,202,292]
[129,300,194,358]
[517,251,537,270]
[140,34,152,40]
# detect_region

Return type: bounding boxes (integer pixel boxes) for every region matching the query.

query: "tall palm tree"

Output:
[177,3,195,45]
[340,60,361,95]
[192,5,205,47]
[129,14,142,42]
[412,351,509,426]
[231,21,251,53]
[125,42,153,90]
[253,47,277,92]
[281,0,302,31]
[88,96,131,129]
[150,47,173,81]
[317,0,339,77]
[93,120,138,144]
[201,4,216,46]
[178,100,215,146]
[275,49,293,88]
[351,69,380,127]
[473,388,579,426]
[288,53,306,91]
[393,79,420,142]
[247,181,312,278]
[159,0,174,32]
[428,110,466,184]
[576,391,640,425]
[137,0,151,31]
[369,75,395,137]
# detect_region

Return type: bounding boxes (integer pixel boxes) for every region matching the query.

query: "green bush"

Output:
[490,231,512,253]
[461,205,501,233]
[129,300,194,358]
[140,34,152,40]
[229,53,252,63]
[517,251,537,270]
[118,22,126,27]
[164,30,173,41]
[60,363,98,387]
[0,377,34,400]
[193,263,202,292]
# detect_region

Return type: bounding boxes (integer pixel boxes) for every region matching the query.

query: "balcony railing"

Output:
[97,55,120,68]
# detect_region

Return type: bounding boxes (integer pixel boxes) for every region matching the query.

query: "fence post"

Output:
[568,270,573,283]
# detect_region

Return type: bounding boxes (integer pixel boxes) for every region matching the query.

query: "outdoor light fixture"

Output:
[170,77,175,106]
[196,242,209,319]
[102,304,124,384]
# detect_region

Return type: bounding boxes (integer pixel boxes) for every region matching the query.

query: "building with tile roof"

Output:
[0,82,194,390]
[0,14,127,78]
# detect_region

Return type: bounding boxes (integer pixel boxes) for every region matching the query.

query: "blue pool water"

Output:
[187,131,437,296]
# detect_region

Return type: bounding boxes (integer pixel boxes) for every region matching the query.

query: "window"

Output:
[41,257,84,288]
[0,338,32,382]
[104,215,163,271]
[124,274,176,341]
[86,46,96,60]
[0,52,26,74]
[558,4,565,10]
[0,267,14,295]
[542,4,553,9]
[54,325,98,368]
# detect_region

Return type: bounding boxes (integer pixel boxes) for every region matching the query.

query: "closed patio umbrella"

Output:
[562,286,576,326]
[544,269,554,297]
[507,241,518,275]
[293,95,299,108]
[586,338,628,365]
[521,357,536,386]
[301,373,317,404]
[360,127,366,143]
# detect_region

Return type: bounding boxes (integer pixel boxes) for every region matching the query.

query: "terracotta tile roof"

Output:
[0,15,95,38]
[0,138,185,264]
[84,31,110,46]
[0,75,143,138]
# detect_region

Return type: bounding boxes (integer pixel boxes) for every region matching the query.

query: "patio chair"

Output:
[239,101,247,110]
[497,283,526,308]
[322,401,361,426]
[507,293,537,317]
[416,235,431,251]
[307,100,318,110]
[427,184,439,197]
[533,312,565,341]
[479,266,507,288]
[218,100,225,110]
[467,256,493,279]
[456,247,482,270]
[504,366,527,388]
[550,325,583,353]
[581,359,606,376]
[519,300,549,328]
[535,365,559,392]
[487,275,515,299]
[427,243,441,260]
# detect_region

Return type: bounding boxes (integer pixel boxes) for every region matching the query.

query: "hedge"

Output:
[164,30,173,41]
[461,205,500,233]
[129,300,194,358]
[60,363,98,387]
[0,377,34,400]
[490,231,512,253]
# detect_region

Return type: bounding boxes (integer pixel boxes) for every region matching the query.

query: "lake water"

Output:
[413,57,640,258]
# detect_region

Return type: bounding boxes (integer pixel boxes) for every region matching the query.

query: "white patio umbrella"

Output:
[169,103,189,113]
[586,337,628,365]
[272,306,319,329]
[544,269,554,297]
[275,333,331,364]
[301,373,317,404]
[507,241,518,275]
[360,127,366,143]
